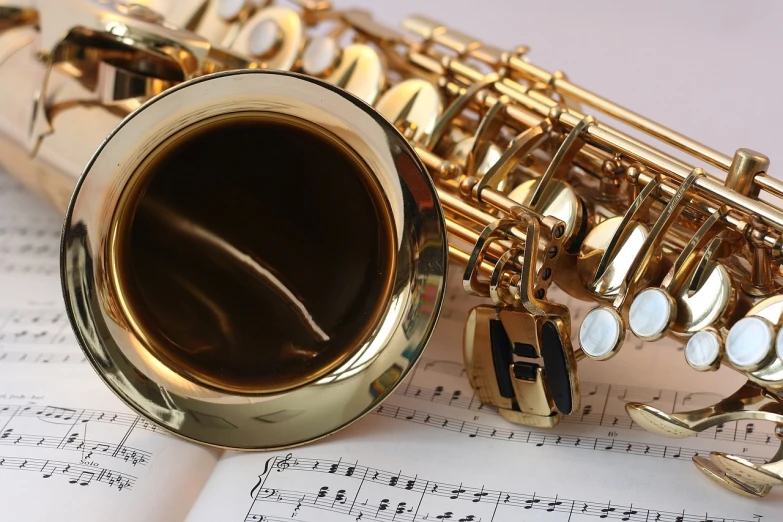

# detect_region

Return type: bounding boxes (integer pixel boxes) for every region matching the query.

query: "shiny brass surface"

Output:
[375,79,443,144]
[508,179,582,247]
[577,217,652,299]
[3,0,783,497]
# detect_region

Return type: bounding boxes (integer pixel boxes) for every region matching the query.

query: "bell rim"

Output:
[61,69,448,450]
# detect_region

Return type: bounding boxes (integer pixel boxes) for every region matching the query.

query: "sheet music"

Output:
[0,172,222,522]
[185,279,783,522]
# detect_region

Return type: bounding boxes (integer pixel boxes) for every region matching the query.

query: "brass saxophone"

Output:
[2,0,783,498]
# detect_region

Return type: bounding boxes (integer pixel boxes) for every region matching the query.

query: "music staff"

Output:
[0,196,61,274]
[411,359,776,447]
[0,351,86,364]
[0,401,164,492]
[0,454,134,490]
[0,404,162,433]
[0,308,74,346]
[0,217,61,276]
[371,404,766,465]
[0,429,150,466]
[245,454,763,522]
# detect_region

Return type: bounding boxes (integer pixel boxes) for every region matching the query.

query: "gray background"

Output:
[331,0,783,171]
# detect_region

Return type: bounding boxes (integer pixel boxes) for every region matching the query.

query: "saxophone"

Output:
[2,0,783,498]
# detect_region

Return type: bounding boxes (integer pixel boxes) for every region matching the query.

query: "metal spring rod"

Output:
[447,244,494,279]
[508,57,734,171]
[446,217,508,260]
[756,174,783,200]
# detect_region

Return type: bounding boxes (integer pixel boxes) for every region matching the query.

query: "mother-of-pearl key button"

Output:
[302,36,339,77]
[628,288,672,340]
[725,316,775,370]
[219,0,247,20]
[776,327,783,363]
[579,307,623,361]
[685,329,722,371]
[248,19,282,57]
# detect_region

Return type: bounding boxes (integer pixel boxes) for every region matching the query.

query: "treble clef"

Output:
[276,453,293,472]
[250,454,292,498]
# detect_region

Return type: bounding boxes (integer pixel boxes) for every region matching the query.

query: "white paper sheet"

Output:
[0,174,222,522]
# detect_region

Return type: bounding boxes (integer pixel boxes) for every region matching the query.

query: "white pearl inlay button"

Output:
[580,307,622,360]
[776,328,783,363]
[725,316,774,370]
[219,0,247,20]
[248,19,282,57]
[685,330,721,371]
[302,36,339,76]
[629,288,671,340]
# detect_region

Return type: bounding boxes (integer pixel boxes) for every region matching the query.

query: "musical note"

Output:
[600,502,616,519]
[38,406,76,421]
[68,471,94,486]
[547,495,563,512]
[524,495,540,509]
